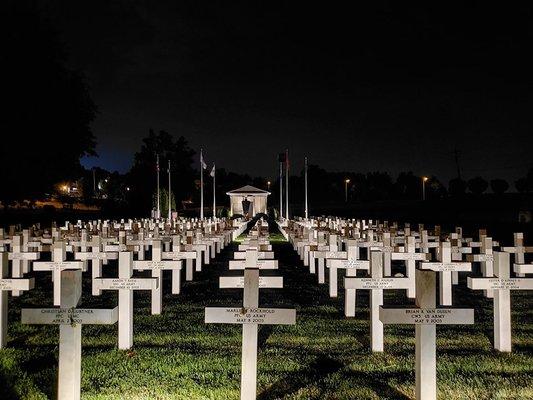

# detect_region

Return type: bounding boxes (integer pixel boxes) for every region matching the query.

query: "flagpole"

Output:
[304,156,308,219]
[200,149,204,219]
[285,149,289,220]
[156,154,160,219]
[168,159,171,221]
[212,164,216,219]
[279,160,283,220]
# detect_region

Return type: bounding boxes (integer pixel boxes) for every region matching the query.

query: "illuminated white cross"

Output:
[379,269,474,400]
[420,241,471,305]
[93,252,157,349]
[8,235,39,296]
[205,249,295,400]
[467,251,533,352]
[34,242,84,306]
[133,240,181,315]
[21,269,118,400]
[1,252,34,347]
[345,251,413,352]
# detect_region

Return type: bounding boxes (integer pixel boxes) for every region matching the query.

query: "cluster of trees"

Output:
[265,167,530,207]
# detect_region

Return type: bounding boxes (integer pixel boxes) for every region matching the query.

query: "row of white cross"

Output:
[206,223,296,400]
[285,218,533,400]
[0,217,247,400]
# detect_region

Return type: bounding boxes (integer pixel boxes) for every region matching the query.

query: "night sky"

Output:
[39,1,532,183]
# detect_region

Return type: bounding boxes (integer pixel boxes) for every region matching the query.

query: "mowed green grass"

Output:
[1,241,532,399]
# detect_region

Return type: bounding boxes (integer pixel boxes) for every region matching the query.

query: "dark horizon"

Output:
[29,1,533,183]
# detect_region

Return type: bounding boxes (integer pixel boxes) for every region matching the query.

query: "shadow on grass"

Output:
[0,369,19,400]
[257,355,344,400]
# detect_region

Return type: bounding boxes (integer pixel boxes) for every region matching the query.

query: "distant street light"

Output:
[422,176,429,201]
[267,181,271,190]
[345,179,350,202]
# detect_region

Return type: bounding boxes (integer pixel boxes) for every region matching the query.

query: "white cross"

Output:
[501,233,533,278]
[93,252,157,349]
[8,235,39,296]
[466,236,495,298]
[133,240,181,315]
[327,244,369,299]
[345,251,413,352]
[74,236,118,295]
[420,242,471,305]
[467,251,533,352]
[391,236,428,299]
[205,249,295,400]
[379,269,474,400]
[34,242,84,306]
[21,269,118,400]
[1,252,35,347]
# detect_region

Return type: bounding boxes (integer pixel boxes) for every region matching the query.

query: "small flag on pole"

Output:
[209,163,215,177]
[201,153,207,170]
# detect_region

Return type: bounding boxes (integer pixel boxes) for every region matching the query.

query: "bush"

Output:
[490,179,509,195]
[467,177,488,195]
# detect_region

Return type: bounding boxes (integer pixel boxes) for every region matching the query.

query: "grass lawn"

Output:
[1,240,532,399]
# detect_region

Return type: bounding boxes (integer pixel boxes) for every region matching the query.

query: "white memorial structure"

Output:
[227,185,270,217]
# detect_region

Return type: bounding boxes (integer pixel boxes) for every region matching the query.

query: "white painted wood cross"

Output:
[327,241,369,305]
[379,269,475,400]
[205,250,296,400]
[34,242,84,306]
[1,252,35,347]
[133,240,181,314]
[311,250,346,285]
[162,237,199,282]
[74,236,118,296]
[21,269,118,400]
[420,242,471,305]
[93,252,158,349]
[467,251,533,352]
[390,236,428,299]
[8,235,39,296]
[501,233,533,278]
[345,251,413,352]
[466,236,495,298]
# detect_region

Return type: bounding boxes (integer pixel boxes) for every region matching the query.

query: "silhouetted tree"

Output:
[1,3,96,204]
[396,172,421,200]
[427,176,447,199]
[515,177,529,193]
[448,178,467,196]
[467,176,488,195]
[128,130,195,214]
[490,179,509,195]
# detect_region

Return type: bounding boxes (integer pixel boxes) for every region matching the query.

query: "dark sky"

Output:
[39,1,532,183]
